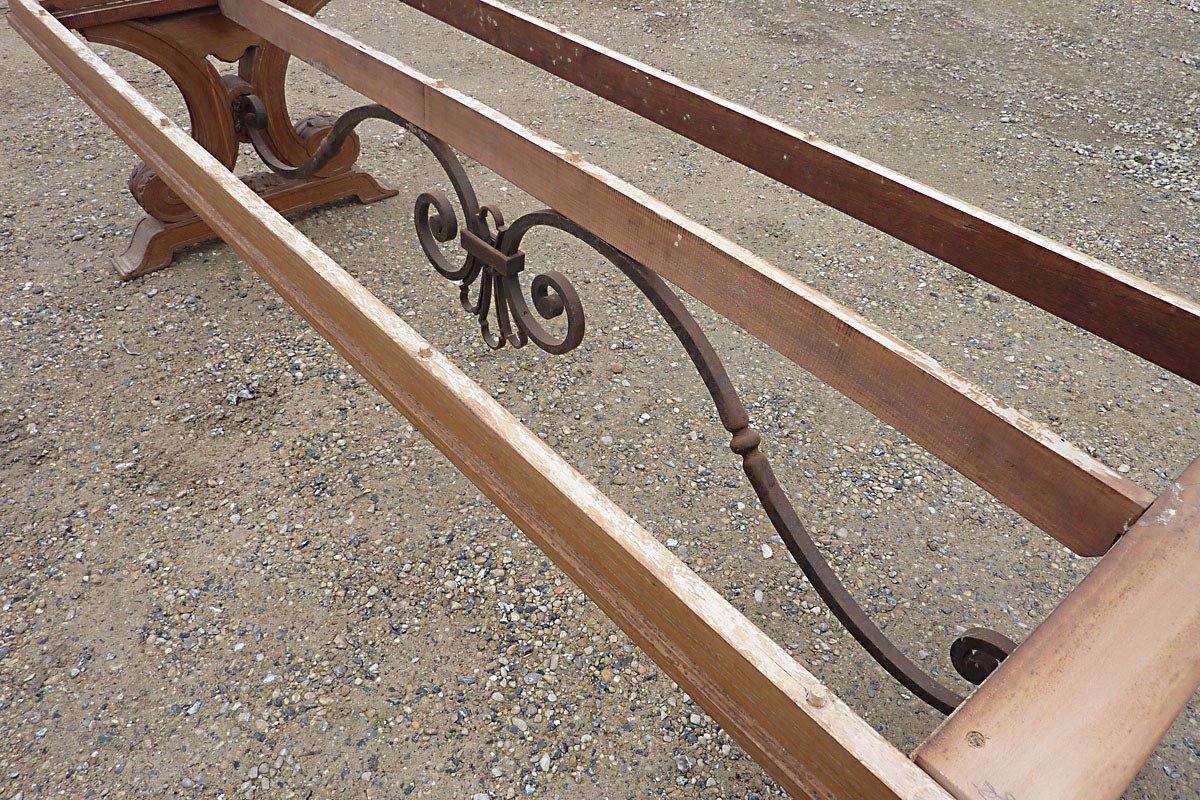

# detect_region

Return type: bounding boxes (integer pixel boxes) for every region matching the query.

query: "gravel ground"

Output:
[1,0,1198,798]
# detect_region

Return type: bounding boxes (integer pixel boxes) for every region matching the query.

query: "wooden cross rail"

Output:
[398,0,1200,388]
[9,0,1200,798]
[915,454,1200,798]
[41,0,210,28]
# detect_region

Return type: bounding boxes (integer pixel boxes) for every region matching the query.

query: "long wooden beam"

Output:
[5,3,955,797]
[398,0,1200,385]
[218,0,1152,556]
[41,0,1200,386]
[914,455,1200,800]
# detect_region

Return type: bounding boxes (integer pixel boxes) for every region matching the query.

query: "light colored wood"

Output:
[914,455,1200,800]
[398,0,1200,385]
[6,3,955,797]
[218,0,1153,556]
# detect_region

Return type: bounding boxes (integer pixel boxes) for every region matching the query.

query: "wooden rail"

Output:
[36,0,1172,554]
[915,456,1200,799]
[43,0,1200,382]
[398,0,1200,386]
[43,0,208,28]
[7,3,954,797]
[217,0,1153,557]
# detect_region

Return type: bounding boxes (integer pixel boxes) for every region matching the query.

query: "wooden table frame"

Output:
[10,1,1200,798]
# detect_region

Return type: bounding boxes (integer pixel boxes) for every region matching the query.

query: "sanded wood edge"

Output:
[398,0,1200,385]
[914,456,1200,800]
[220,0,1153,556]
[7,3,954,797]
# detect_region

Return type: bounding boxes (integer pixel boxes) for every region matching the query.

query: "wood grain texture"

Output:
[44,0,215,29]
[219,0,1153,556]
[6,3,954,797]
[397,0,1200,385]
[914,455,1200,800]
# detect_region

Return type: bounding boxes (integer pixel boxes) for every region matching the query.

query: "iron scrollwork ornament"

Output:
[414,193,585,355]
[234,94,585,355]
[234,93,1017,714]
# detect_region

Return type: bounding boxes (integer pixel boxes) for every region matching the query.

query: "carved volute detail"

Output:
[83,2,357,223]
[70,2,394,279]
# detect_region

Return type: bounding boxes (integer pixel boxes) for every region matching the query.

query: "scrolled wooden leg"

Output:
[82,6,395,280]
[113,170,397,279]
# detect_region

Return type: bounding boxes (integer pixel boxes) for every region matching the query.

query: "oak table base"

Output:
[74,3,396,279]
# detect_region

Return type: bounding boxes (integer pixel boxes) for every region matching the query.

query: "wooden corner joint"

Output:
[914,456,1200,800]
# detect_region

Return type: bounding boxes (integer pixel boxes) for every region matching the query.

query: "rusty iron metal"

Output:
[239,94,1020,713]
[950,627,1017,686]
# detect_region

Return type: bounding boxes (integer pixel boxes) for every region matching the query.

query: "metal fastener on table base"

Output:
[234,94,1017,714]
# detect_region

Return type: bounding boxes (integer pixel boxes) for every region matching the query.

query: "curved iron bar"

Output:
[235,94,1015,713]
[950,627,1019,687]
[234,95,584,353]
[497,211,967,713]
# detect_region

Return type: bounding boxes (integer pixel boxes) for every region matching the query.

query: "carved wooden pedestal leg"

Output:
[115,169,395,278]
[80,5,395,279]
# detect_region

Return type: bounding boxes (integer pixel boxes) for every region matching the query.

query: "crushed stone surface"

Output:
[0,1,1197,798]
